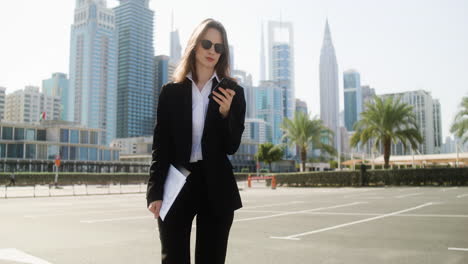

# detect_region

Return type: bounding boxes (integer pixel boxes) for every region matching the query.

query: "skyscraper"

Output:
[114,0,155,138]
[319,20,339,149]
[268,20,295,158]
[268,20,295,122]
[170,30,181,64]
[169,12,182,65]
[255,80,283,145]
[259,22,266,82]
[153,55,176,124]
[343,69,362,131]
[68,0,118,146]
[295,99,308,115]
[361,85,376,106]
[42,73,69,121]
[433,99,442,153]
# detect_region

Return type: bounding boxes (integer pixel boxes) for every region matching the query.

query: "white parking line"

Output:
[234,202,367,223]
[441,187,458,192]
[456,193,468,198]
[448,247,468,252]
[270,202,433,240]
[397,187,420,192]
[395,193,422,199]
[343,193,376,198]
[242,201,305,209]
[80,215,150,223]
[25,208,145,218]
[0,248,52,264]
[303,212,468,218]
[239,210,286,213]
[80,202,367,224]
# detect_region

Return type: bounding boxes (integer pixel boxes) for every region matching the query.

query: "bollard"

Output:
[271,175,277,190]
[5,185,7,199]
[73,184,75,196]
[247,174,252,188]
[33,185,36,198]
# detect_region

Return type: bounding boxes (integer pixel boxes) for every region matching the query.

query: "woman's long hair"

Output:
[173,19,232,84]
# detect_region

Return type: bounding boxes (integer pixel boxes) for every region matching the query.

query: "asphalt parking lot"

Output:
[1,183,468,264]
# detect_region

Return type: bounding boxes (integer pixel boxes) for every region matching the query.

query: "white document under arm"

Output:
[159,164,189,221]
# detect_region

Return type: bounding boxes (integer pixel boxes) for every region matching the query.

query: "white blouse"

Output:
[186,72,219,162]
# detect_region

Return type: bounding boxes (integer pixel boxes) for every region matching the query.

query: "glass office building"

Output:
[114,0,155,138]
[343,69,362,132]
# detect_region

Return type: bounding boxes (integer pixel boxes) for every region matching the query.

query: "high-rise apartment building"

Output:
[5,86,60,123]
[381,90,442,154]
[69,0,118,145]
[0,87,6,121]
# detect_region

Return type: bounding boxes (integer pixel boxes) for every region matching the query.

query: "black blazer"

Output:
[146,77,246,213]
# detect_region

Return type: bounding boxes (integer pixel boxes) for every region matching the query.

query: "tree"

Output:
[450,96,468,144]
[255,142,284,172]
[280,111,336,172]
[350,96,423,169]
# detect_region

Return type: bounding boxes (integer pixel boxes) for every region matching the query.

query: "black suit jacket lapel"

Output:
[202,78,220,140]
[182,78,193,164]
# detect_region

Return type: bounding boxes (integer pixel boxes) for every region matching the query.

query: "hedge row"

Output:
[0,172,250,186]
[0,172,148,186]
[265,168,468,187]
[1,168,467,187]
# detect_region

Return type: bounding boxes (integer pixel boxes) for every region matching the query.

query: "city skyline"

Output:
[0,0,467,141]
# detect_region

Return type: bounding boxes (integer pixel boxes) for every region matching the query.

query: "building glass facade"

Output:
[69,0,118,146]
[343,70,362,132]
[115,0,155,138]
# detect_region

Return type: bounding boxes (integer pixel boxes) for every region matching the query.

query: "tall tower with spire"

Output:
[319,19,340,149]
[170,11,181,64]
[259,21,266,82]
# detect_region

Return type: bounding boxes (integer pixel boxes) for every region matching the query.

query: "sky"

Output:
[0,0,467,141]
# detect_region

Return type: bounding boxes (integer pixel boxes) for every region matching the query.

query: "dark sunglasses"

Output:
[201,39,225,54]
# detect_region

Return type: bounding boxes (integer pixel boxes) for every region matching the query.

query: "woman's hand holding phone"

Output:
[211,78,236,118]
[212,87,236,118]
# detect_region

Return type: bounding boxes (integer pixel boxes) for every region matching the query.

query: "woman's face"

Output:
[195,27,223,70]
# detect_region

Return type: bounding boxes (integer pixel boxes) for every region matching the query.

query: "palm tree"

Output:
[450,96,468,144]
[281,111,336,172]
[255,142,284,172]
[350,96,423,169]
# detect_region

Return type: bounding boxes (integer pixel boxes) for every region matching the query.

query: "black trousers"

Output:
[157,160,234,264]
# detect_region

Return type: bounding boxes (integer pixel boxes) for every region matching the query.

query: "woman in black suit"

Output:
[146,18,246,264]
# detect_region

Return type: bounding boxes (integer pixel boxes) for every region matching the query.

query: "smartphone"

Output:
[209,78,232,100]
